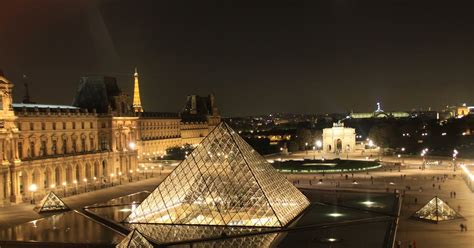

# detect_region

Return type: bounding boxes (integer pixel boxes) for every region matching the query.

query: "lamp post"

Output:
[93,177,97,190]
[420,148,428,170]
[453,149,458,172]
[118,172,122,184]
[50,184,55,194]
[316,140,322,160]
[29,184,37,204]
[62,182,67,196]
[110,173,114,186]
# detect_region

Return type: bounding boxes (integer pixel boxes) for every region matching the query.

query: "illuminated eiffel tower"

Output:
[132,67,143,113]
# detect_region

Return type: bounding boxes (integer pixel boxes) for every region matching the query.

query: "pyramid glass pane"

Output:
[116,229,154,248]
[413,196,462,222]
[36,192,69,213]
[126,122,309,227]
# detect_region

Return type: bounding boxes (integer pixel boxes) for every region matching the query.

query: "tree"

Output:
[368,124,397,148]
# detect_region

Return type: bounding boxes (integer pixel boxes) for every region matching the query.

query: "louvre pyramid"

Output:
[35,192,69,213]
[126,122,309,227]
[116,229,154,248]
[412,196,462,222]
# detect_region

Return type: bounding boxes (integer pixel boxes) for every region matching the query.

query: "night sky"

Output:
[2,0,474,116]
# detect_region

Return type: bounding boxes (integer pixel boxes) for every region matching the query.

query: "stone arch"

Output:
[85,162,92,179]
[44,166,52,189]
[54,166,61,186]
[335,139,342,152]
[102,160,107,177]
[65,164,73,184]
[19,170,29,194]
[32,168,41,187]
[74,164,81,183]
[94,160,100,178]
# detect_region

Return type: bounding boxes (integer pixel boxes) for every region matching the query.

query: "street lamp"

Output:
[128,142,136,150]
[29,184,37,204]
[118,172,122,184]
[453,149,459,172]
[420,148,428,170]
[110,173,115,186]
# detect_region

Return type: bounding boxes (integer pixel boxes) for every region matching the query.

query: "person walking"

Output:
[454,191,457,198]
[460,223,464,232]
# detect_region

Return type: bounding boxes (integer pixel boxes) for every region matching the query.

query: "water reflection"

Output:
[0,211,123,245]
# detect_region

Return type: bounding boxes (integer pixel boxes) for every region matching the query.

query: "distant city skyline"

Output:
[2,0,474,116]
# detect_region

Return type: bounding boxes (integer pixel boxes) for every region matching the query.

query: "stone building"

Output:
[322,122,356,154]
[0,69,220,206]
[0,72,139,206]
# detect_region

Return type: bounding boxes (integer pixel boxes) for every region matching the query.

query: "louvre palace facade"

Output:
[0,69,220,206]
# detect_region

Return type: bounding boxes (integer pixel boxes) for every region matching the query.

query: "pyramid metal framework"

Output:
[116,229,154,248]
[35,192,69,213]
[126,122,309,227]
[412,196,462,222]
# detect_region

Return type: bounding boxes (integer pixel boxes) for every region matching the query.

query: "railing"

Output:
[20,149,110,161]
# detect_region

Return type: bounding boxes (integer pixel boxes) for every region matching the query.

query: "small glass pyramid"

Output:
[412,196,462,222]
[126,122,309,227]
[116,229,154,248]
[35,192,69,213]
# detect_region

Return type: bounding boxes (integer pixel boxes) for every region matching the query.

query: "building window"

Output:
[62,139,67,154]
[0,95,3,110]
[29,142,35,157]
[72,122,76,129]
[90,137,95,151]
[63,122,66,129]
[41,122,46,130]
[81,138,86,152]
[18,142,23,158]
[72,139,77,153]
[52,122,56,130]
[90,122,94,129]
[30,123,34,131]
[100,136,108,150]
[81,122,84,129]
[52,140,57,155]
[101,123,106,128]
[40,140,46,156]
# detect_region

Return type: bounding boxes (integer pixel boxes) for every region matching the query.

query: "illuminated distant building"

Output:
[349,102,410,119]
[322,122,356,153]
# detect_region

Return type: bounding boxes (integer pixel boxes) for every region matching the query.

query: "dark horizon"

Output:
[2,0,474,116]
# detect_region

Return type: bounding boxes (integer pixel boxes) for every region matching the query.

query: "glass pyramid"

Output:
[412,196,462,222]
[35,192,69,213]
[116,229,154,248]
[126,122,309,227]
